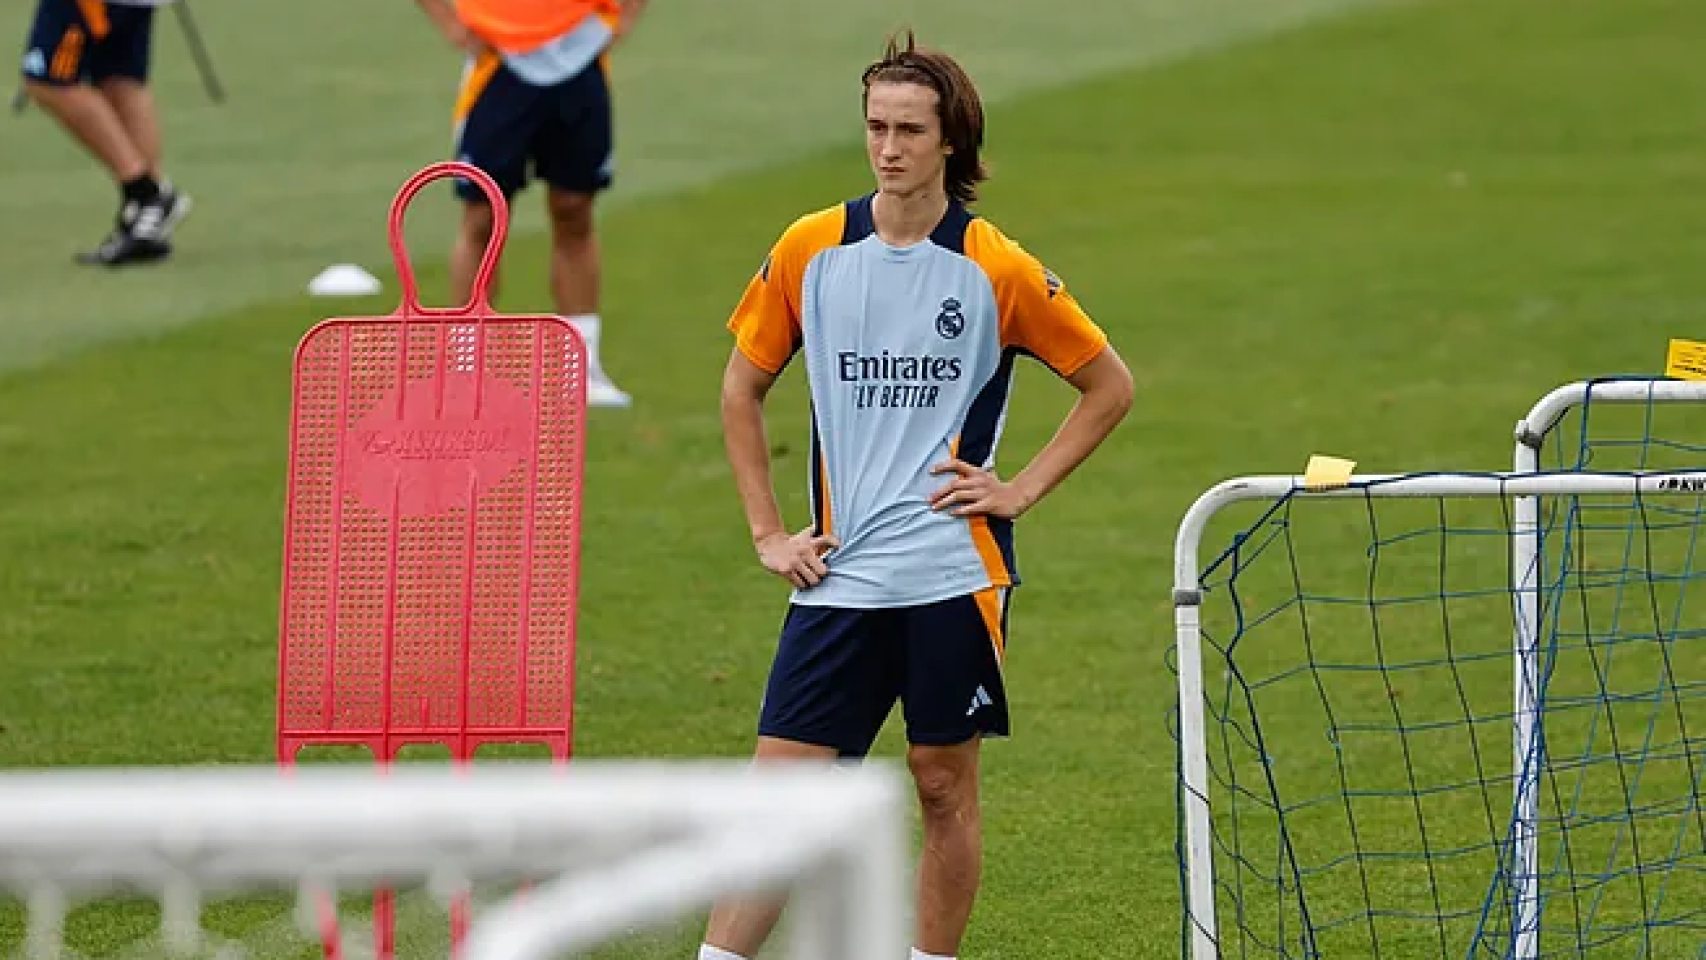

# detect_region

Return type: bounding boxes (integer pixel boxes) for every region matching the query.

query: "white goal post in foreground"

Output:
[0,763,909,960]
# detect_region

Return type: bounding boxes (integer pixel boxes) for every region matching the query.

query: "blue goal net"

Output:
[1172,380,1706,960]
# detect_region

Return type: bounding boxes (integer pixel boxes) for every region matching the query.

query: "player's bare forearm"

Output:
[413,0,482,53]
[1010,345,1134,509]
[721,348,788,543]
[726,405,786,542]
[412,0,453,29]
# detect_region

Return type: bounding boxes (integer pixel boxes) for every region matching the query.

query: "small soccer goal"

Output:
[0,763,908,960]
[1171,379,1706,960]
[1514,376,1706,479]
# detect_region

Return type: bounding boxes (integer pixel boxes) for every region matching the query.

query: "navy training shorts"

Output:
[21,0,154,87]
[757,589,1012,758]
[451,50,613,201]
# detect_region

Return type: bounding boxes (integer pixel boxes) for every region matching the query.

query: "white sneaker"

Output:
[587,376,632,408]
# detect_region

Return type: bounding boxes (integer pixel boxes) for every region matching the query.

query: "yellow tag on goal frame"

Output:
[1664,338,1706,380]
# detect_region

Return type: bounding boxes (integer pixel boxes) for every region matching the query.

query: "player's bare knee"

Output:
[907,746,978,818]
[546,191,595,242]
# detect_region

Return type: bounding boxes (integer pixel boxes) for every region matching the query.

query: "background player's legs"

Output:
[544,186,629,405]
[699,736,839,959]
[23,1,184,265]
[20,0,146,182]
[536,60,627,407]
[545,188,597,316]
[449,56,528,306]
[909,738,983,958]
[23,80,149,183]
[85,4,189,255]
[96,77,161,175]
[90,72,191,249]
[87,1,187,238]
[450,198,501,307]
[25,79,174,265]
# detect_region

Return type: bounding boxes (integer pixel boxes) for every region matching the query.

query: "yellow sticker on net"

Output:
[1665,339,1706,381]
[1303,454,1357,491]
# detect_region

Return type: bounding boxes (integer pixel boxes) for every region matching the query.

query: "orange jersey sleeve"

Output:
[726,205,847,375]
[965,219,1109,377]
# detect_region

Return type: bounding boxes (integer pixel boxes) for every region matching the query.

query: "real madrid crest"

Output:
[935,297,965,340]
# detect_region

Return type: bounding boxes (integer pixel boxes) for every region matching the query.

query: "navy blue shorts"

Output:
[757,589,1012,758]
[21,0,153,86]
[451,52,613,202]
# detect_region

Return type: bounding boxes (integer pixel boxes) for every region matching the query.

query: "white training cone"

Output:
[308,264,382,298]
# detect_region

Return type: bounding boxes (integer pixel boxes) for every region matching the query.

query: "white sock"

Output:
[696,946,747,960]
[910,950,954,960]
[562,313,607,380]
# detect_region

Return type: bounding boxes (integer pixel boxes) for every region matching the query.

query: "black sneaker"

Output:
[75,228,173,267]
[142,183,193,240]
[125,184,193,244]
[75,185,191,267]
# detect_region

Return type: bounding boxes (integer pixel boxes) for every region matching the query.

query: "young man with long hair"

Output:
[700,30,1134,960]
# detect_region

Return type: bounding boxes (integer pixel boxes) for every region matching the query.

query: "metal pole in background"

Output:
[171,0,224,103]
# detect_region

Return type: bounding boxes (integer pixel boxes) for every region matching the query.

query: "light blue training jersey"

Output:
[727,195,1109,609]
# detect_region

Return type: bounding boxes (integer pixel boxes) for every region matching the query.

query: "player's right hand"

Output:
[616,0,649,36]
[442,20,490,57]
[755,529,840,590]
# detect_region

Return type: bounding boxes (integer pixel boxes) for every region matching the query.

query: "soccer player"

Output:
[413,0,645,408]
[19,0,192,267]
[698,30,1134,960]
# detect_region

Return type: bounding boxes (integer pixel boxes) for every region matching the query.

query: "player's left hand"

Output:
[928,458,1032,519]
[614,0,648,39]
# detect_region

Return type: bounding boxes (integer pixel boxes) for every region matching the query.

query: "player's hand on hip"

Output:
[756,529,841,590]
[616,0,648,32]
[443,21,490,57]
[929,458,1032,519]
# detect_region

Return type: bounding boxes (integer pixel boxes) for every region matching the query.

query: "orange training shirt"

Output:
[454,0,620,54]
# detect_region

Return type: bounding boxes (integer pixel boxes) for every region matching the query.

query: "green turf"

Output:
[3,0,1706,956]
[0,0,1389,371]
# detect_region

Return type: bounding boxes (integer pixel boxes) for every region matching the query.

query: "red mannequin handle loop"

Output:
[388,161,509,315]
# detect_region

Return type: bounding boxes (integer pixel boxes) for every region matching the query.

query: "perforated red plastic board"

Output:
[276,162,585,764]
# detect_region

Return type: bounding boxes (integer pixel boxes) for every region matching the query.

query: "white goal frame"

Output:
[0,762,909,960]
[1173,468,1706,960]
[1505,377,1706,960]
